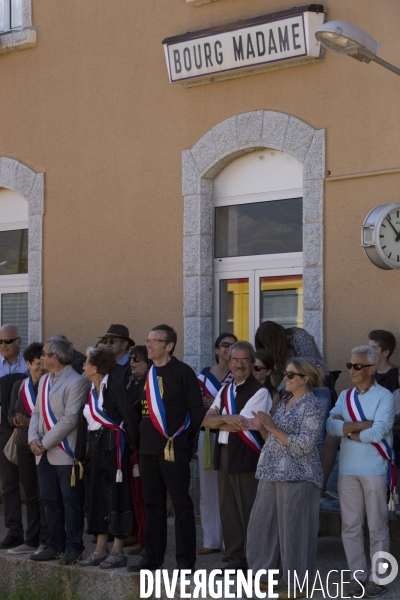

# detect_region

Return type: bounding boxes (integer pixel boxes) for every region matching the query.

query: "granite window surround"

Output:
[0,0,36,55]
[0,157,44,343]
[187,0,222,5]
[182,110,324,374]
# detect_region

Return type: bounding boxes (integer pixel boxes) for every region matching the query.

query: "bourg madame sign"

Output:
[162,4,325,86]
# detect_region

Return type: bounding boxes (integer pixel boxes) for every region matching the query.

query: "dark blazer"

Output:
[0,373,26,435]
[75,377,136,463]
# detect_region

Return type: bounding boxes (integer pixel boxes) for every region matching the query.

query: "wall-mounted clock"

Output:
[362,204,400,270]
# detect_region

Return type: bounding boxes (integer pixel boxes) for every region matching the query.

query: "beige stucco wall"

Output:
[0,0,399,386]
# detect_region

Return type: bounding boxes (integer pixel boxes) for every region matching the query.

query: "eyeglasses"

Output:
[230,357,251,364]
[130,356,141,363]
[101,338,121,345]
[219,342,235,348]
[346,362,374,371]
[283,370,305,380]
[0,337,20,345]
[254,365,267,372]
[145,339,167,345]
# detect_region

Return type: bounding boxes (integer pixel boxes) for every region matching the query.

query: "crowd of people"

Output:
[0,321,399,598]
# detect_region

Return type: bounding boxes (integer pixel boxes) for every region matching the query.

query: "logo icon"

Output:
[371,551,398,585]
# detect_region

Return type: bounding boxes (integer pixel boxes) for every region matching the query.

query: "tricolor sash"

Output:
[346,387,398,510]
[198,370,221,399]
[21,376,36,417]
[88,384,125,482]
[41,374,82,485]
[146,365,190,462]
[223,383,262,454]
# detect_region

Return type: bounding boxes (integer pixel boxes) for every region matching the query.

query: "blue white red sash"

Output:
[88,384,125,482]
[41,374,74,461]
[223,384,262,454]
[198,370,221,399]
[346,387,398,509]
[146,365,190,462]
[21,376,36,417]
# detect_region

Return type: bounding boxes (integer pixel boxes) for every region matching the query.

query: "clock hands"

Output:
[385,217,400,241]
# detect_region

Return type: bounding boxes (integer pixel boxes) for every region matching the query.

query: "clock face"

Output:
[378,207,400,266]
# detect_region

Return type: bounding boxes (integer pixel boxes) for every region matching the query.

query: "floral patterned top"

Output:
[256,391,324,488]
[286,327,329,375]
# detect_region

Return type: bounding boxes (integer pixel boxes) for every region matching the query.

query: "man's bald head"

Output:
[0,324,22,363]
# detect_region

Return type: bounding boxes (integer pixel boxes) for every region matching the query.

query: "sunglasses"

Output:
[254,365,267,372]
[219,342,235,348]
[130,356,141,363]
[283,370,305,380]
[346,362,374,371]
[101,338,121,345]
[0,337,20,345]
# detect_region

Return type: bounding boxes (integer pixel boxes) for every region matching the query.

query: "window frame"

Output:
[0,0,36,55]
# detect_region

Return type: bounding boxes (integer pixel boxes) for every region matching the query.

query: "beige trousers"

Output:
[338,474,390,582]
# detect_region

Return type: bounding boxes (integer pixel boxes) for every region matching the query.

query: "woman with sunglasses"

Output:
[126,346,153,556]
[246,358,324,598]
[197,332,237,556]
[253,350,281,415]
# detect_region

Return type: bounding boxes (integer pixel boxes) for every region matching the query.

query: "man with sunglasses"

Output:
[326,346,395,598]
[0,324,27,378]
[0,324,28,549]
[98,324,135,385]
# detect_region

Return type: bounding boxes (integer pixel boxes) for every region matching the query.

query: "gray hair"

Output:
[228,340,256,363]
[46,337,74,365]
[0,324,20,337]
[351,345,379,366]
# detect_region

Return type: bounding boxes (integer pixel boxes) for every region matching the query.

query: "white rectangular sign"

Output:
[163,9,324,83]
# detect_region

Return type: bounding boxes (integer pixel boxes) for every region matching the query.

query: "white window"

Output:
[0,188,28,348]
[214,149,303,342]
[0,0,22,33]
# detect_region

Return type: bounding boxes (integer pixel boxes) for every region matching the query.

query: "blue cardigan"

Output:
[326,384,394,477]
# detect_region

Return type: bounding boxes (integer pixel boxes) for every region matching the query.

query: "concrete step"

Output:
[0,552,141,600]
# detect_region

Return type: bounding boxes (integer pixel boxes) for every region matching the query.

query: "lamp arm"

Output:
[371,55,400,77]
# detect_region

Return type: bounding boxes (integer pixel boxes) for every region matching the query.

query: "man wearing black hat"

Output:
[99,325,135,386]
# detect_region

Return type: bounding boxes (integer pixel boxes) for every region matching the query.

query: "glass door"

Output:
[215,261,302,346]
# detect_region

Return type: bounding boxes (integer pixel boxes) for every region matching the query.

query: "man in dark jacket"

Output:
[129,324,204,573]
[203,341,271,573]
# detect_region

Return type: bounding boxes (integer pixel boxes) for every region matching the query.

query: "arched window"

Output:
[213,149,303,342]
[0,188,28,347]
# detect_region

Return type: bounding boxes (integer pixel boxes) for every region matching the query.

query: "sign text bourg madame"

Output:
[163,6,325,84]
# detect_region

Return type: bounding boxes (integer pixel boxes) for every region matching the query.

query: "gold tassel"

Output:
[71,465,76,487]
[164,438,175,462]
[78,461,84,480]
[116,469,123,483]
[388,492,395,512]
[393,492,399,505]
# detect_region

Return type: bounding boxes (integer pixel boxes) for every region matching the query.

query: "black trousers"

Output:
[37,452,84,554]
[16,444,48,546]
[217,445,258,569]
[0,430,23,540]
[140,451,196,565]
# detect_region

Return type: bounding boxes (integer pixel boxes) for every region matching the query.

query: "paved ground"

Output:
[0,502,399,598]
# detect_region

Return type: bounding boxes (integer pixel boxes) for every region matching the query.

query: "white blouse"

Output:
[83,374,109,431]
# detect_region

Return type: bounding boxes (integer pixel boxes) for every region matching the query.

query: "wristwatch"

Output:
[347,432,352,440]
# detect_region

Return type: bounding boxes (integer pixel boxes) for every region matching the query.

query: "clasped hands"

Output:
[12,413,30,428]
[206,407,250,431]
[30,439,45,456]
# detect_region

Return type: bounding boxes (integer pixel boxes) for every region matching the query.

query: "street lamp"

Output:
[315,20,400,76]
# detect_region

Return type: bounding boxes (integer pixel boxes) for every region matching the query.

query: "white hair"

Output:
[351,345,378,366]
